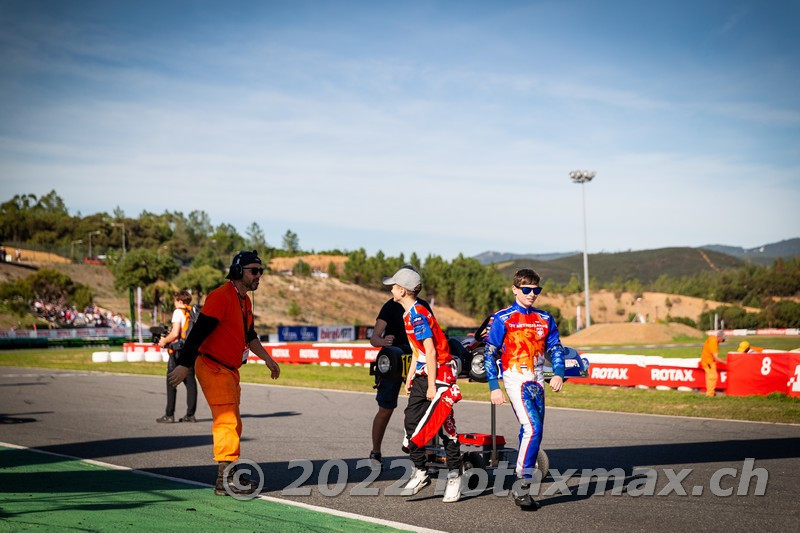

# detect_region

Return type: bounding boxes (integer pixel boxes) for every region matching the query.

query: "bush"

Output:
[666,315,697,328]
[288,299,301,318]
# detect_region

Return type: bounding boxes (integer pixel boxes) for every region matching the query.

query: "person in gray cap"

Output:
[168,250,280,497]
[383,267,463,503]
[368,265,433,473]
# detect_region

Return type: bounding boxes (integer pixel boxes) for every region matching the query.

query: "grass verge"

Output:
[1,344,798,425]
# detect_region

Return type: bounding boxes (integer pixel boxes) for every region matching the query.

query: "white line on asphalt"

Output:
[0,440,442,533]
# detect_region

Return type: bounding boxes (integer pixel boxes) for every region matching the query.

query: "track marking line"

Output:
[0,440,441,533]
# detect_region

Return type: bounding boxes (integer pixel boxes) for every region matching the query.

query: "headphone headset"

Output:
[228,250,259,280]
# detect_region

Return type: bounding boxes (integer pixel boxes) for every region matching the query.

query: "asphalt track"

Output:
[1,367,799,532]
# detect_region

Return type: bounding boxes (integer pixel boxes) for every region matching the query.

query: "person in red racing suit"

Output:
[382,267,462,503]
[484,268,565,510]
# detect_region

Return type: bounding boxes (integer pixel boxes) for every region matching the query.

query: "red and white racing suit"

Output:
[401,301,462,472]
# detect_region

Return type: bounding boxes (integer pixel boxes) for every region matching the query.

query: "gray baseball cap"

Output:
[382,267,422,291]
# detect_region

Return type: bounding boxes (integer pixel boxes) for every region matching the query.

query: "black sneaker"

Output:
[179,415,197,423]
[369,451,384,472]
[512,482,540,511]
[156,415,175,423]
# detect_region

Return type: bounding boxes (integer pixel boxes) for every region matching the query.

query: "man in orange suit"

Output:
[168,250,280,496]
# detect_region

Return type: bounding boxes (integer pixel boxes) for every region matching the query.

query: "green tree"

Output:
[342,248,368,284]
[282,229,300,254]
[191,243,226,271]
[172,265,226,300]
[246,222,268,252]
[0,268,93,316]
[186,210,213,246]
[327,261,338,278]
[563,274,582,294]
[210,223,245,255]
[113,249,180,290]
[293,259,312,277]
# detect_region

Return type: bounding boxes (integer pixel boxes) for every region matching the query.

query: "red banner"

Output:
[572,362,728,390]
[726,352,800,398]
[123,342,380,365]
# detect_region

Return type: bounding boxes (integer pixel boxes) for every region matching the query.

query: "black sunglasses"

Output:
[516,285,542,295]
[244,267,264,275]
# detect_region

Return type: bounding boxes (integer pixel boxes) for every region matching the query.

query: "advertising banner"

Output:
[318,326,356,342]
[277,326,319,342]
[568,354,728,392]
[726,352,800,398]
[0,327,129,339]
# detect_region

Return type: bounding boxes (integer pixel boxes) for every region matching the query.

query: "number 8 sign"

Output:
[727,352,800,397]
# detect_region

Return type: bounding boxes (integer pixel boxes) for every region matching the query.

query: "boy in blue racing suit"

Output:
[484,268,566,510]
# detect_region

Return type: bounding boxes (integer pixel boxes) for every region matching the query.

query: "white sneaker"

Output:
[402,468,430,495]
[442,471,461,503]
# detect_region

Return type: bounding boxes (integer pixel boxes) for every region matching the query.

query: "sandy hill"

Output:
[540,290,759,327]
[0,257,476,330]
[563,322,704,346]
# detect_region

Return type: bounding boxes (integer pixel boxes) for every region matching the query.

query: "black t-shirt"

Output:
[376,298,433,349]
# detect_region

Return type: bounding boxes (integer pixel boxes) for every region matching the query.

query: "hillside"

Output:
[494,247,745,285]
[702,238,800,266]
[474,250,578,265]
[562,322,705,346]
[529,289,757,330]
[2,256,752,335]
[0,260,477,330]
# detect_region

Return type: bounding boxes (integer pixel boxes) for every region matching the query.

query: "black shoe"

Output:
[179,415,197,423]
[156,415,174,423]
[512,482,540,511]
[369,451,384,473]
[214,461,260,497]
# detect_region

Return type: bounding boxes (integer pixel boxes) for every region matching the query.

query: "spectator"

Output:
[736,341,763,353]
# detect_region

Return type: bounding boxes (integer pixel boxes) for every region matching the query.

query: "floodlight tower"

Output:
[569,170,596,329]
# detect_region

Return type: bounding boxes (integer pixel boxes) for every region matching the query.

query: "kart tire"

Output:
[468,350,487,382]
[461,452,485,490]
[535,449,549,480]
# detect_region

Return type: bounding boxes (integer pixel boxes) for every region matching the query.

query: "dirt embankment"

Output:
[0,253,476,330]
[541,290,759,326]
[563,322,705,346]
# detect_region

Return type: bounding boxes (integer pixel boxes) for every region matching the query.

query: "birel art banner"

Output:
[318,326,356,342]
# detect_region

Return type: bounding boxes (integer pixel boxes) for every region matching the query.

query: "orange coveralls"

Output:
[700,335,720,397]
[194,282,252,462]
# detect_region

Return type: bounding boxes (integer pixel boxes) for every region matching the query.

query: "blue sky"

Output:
[1,0,798,259]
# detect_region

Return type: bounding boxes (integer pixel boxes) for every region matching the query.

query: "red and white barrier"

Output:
[118,342,380,366]
[107,344,800,398]
[571,353,727,391]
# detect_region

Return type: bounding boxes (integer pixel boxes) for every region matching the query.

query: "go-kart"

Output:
[369,317,590,482]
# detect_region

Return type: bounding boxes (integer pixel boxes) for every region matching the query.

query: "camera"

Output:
[150,324,169,345]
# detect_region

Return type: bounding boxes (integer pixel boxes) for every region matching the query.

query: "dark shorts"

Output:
[375,378,403,409]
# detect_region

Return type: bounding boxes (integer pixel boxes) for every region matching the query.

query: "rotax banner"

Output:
[253,343,379,365]
[572,361,728,391]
